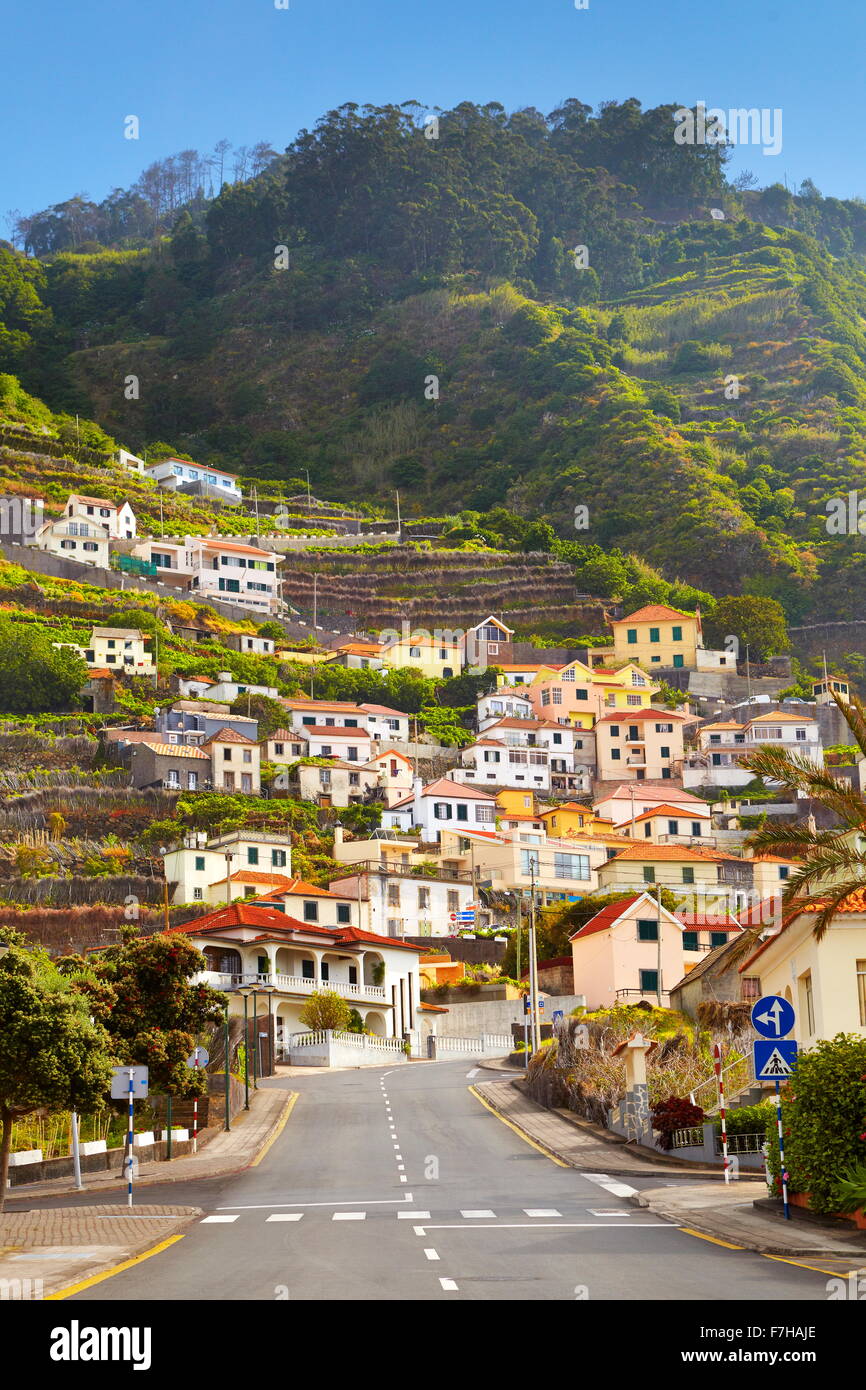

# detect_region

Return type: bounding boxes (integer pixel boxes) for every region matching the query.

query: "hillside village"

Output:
[1,440,864,1071]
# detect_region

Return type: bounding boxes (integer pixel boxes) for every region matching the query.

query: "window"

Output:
[742,976,761,1001]
[301,959,315,979]
[631,672,646,687]
[610,748,621,760]
[661,768,671,779]
[456,804,469,822]
[349,772,359,786]
[691,822,702,836]
[627,694,642,706]
[337,904,351,924]
[541,690,550,706]
[667,820,678,835]
[637,919,659,942]
[387,883,401,907]
[682,930,699,952]
[554,852,590,880]
[552,689,562,705]
[271,850,286,868]
[520,849,540,876]
[223,747,232,761]
[434,803,452,821]
[193,887,203,901]
[418,887,431,910]
[575,688,589,700]
[779,866,790,881]
[243,750,252,763]
[627,629,637,644]
[348,964,358,984]
[628,726,639,741]
[660,747,670,759]
[83,542,98,552]
[247,847,259,865]
[274,743,284,756]
[710,932,728,949]
[303,901,318,922]
[649,627,660,643]
[673,654,684,669]
[447,891,460,912]
[656,723,674,734]
[410,646,421,658]
[857,960,866,1026]
[643,867,655,884]
[320,746,332,757]
[639,969,659,993]
[801,972,815,1034]
[609,726,620,737]
[672,625,682,641]
[795,728,807,741]
[475,807,495,823]
[195,855,205,871]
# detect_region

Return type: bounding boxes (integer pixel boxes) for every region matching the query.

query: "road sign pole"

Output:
[70,1110,83,1192]
[193,1054,199,1155]
[775,1079,790,1220]
[712,1043,730,1183]
[127,1069,134,1209]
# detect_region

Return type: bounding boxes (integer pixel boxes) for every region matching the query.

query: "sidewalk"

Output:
[475,1078,728,1175]
[0,1204,201,1299]
[475,1079,866,1259]
[4,1084,295,1203]
[631,1184,866,1259]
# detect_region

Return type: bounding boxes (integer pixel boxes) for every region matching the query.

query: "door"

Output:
[224,772,235,790]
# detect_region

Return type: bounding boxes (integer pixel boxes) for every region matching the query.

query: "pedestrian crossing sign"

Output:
[753,1039,798,1079]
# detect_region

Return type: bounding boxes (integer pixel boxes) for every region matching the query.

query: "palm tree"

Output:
[741,693,866,940]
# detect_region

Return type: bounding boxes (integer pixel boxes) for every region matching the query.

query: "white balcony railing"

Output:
[196,970,386,1001]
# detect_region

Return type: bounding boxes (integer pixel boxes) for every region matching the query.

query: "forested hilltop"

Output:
[4,98,866,620]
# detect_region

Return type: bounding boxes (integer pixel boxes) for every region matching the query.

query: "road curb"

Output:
[45,1213,202,1300]
[626,1193,866,1257]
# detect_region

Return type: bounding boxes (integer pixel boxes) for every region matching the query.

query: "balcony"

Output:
[196,970,387,1001]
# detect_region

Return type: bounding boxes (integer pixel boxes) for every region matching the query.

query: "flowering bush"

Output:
[651,1096,705,1150]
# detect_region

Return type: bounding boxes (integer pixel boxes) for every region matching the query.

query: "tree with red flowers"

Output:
[65,927,227,1099]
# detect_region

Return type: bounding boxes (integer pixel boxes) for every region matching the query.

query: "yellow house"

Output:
[380,634,462,679]
[539,802,596,837]
[496,789,540,817]
[609,605,702,670]
[737,892,866,1046]
[527,657,659,730]
[57,626,156,677]
[597,844,728,906]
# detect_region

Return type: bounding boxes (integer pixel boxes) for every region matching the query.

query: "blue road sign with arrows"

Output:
[753,1039,798,1080]
[751,994,795,1039]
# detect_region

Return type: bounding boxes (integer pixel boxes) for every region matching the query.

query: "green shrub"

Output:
[764,1034,866,1214]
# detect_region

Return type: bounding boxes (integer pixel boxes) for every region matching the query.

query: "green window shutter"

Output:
[637,919,658,941]
[682,931,699,951]
[649,628,660,642]
[627,629,638,644]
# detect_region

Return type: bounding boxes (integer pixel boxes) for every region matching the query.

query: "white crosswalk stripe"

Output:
[332,1211,366,1221]
[266,1213,304,1222]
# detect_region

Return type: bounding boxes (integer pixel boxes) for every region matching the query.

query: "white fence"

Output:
[427,1033,512,1060]
[285,1029,408,1068]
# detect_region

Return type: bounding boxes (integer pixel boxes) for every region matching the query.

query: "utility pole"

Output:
[395,490,402,545]
[252,485,260,538]
[312,572,318,631]
[656,881,663,1007]
[745,644,752,702]
[305,469,312,507]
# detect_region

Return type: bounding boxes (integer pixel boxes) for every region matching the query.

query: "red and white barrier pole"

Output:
[713,1043,730,1183]
[193,1051,199,1155]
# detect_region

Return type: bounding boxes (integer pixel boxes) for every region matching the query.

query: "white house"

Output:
[182,900,425,1047]
[329,866,474,939]
[295,726,373,762]
[477,690,535,729]
[56,626,156,676]
[382,776,498,840]
[119,448,146,476]
[164,829,293,905]
[199,672,279,703]
[452,739,551,793]
[359,703,411,743]
[36,516,110,567]
[144,459,242,504]
[282,699,373,733]
[64,493,137,540]
[131,536,283,613]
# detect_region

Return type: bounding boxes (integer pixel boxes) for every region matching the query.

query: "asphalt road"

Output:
[36,1062,837,1301]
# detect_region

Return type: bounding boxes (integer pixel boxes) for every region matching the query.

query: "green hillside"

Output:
[4,99,866,620]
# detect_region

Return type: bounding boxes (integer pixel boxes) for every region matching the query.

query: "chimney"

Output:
[412,776,424,826]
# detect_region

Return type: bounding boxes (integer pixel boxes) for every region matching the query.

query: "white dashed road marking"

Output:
[332,1212,366,1221]
[460,1210,496,1219]
[200,1215,239,1224]
[424,1249,440,1261]
[266,1213,304,1223]
[439,1277,459,1291]
[524,1209,561,1217]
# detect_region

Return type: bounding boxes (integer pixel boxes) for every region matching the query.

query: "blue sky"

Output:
[3,0,864,222]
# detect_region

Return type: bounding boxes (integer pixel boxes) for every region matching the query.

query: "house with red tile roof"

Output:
[173,899,425,1054]
[569,891,711,1009]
